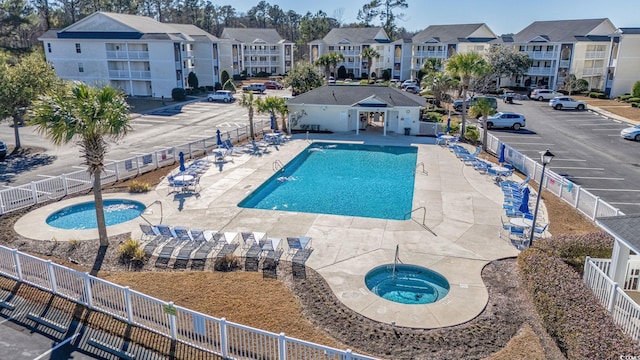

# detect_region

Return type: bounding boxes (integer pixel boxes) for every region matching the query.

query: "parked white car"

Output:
[549,96,587,110]
[483,112,526,130]
[207,90,235,103]
[530,89,562,101]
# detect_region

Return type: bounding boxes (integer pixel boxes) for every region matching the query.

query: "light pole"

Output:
[529,149,555,247]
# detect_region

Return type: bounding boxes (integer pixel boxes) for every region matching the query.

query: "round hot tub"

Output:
[365,264,450,305]
[46,199,146,230]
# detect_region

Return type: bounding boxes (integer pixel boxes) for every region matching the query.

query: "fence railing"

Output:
[583,257,640,342]
[0,120,268,215]
[0,245,377,360]
[484,133,624,220]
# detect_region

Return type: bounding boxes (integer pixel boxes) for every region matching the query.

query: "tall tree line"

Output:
[0,0,409,59]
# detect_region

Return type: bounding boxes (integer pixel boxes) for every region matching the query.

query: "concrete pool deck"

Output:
[14,132,541,329]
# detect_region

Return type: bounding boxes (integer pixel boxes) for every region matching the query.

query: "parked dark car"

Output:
[264,81,283,90]
[0,141,8,162]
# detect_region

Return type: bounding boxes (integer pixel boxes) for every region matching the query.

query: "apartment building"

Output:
[39,11,224,98]
[499,18,617,91]
[411,24,498,80]
[607,28,640,97]
[220,28,294,76]
[308,27,392,79]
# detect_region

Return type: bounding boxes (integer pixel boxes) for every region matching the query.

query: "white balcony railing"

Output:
[413,51,446,58]
[106,51,149,60]
[559,60,571,68]
[243,49,280,55]
[527,67,554,75]
[586,51,607,59]
[524,51,558,59]
[583,68,604,76]
[108,70,151,79]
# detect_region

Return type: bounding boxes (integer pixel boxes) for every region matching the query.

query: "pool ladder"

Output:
[140,200,163,225]
[404,206,437,236]
[273,160,284,172]
[415,162,428,175]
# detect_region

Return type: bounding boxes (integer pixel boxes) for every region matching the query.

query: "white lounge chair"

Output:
[286,236,313,259]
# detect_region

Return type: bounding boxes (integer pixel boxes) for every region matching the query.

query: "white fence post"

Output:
[61,174,69,195]
[168,301,177,340]
[124,286,133,323]
[12,249,22,281]
[83,272,93,308]
[154,151,159,169]
[30,182,38,204]
[608,283,619,312]
[135,157,140,175]
[593,197,600,220]
[220,317,228,358]
[344,349,353,360]
[584,256,591,279]
[574,186,581,208]
[114,163,120,181]
[47,260,57,293]
[278,332,286,360]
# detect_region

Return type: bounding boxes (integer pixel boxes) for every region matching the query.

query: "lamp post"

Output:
[529,149,555,247]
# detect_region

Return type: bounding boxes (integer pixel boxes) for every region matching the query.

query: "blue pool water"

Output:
[365,264,450,305]
[238,143,417,220]
[46,199,146,230]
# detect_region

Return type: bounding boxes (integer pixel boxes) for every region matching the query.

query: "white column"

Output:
[610,240,630,285]
[383,109,388,136]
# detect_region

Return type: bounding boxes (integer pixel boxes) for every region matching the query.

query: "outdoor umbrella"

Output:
[270,115,275,130]
[179,151,186,172]
[216,129,223,146]
[498,143,506,164]
[518,187,530,214]
[445,117,451,133]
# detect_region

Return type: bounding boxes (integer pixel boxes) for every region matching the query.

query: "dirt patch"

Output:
[575,95,640,122]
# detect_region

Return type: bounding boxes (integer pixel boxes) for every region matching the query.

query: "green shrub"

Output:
[632,80,640,97]
[632,102,640,108]
[422,111,443,122]
[533,231,613,274]
[128,180,151,193]
[588,91,606,99]
[171,88,187,101]
[619,94,633,102]
[464,125,479,141]
[627,97,640,103]
[187,71,199,89]
[518,232,638,359]
[118,238,146,266]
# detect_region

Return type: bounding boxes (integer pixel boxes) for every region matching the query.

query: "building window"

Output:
[47,43,51,53]
[78,62,84,72]
[75,43,81,53]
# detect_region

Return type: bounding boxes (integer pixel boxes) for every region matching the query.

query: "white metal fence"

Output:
[483,133,624,220]
[0,245,378,360]
[0,121,268,215]
[583,257,640,342]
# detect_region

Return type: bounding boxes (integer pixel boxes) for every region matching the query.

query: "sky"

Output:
[227,0,638,35]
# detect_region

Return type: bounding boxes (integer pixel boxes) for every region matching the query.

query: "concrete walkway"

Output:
[15,132,540,329]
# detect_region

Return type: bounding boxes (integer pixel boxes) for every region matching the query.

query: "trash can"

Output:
[404,127,411,136]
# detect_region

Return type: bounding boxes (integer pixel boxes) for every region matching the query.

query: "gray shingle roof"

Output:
[96,12,180,34]
[321,27,390,44]
[221,28,287,44]
[618,28,640,34]
[512,18,611,43]
[597,214,640,252]
[287,86,425,107]
[412,24,495,44]
[169,24,218,41]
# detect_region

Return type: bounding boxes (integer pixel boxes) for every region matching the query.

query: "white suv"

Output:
[530,89,562,101]
[549,96,587,110]
[483,112,526,130]
[207,90,235,103]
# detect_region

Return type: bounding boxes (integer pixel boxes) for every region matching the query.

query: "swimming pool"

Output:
[365,264,450,305]
[238,143,417,220]
[46,199,146,230]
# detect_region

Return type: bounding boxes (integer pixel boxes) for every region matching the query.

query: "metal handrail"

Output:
[139,200,163,225]
[273,160,284,172]
[404,206,436,236]
[415,162,427,175]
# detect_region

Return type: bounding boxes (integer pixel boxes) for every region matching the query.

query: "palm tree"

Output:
[314,54,331,82]
[255,96,286,132]
[469,98,497,151]
[239,92,257,140]
[278,103,289,135]
[445,52,491,139]
[361,47,380,83]
[327,52,345,79]
[29,84,131,247]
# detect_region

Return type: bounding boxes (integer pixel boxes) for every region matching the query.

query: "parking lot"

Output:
[487,98,640,215]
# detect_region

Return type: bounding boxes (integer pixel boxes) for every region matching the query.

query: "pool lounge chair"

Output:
[260,237,284,261]
[286,236,313,259]
[173,226,192,241]
[155,224,176,239]
[139,224,159,241]
[241,232,266,250]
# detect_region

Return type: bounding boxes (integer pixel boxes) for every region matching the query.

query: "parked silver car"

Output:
[549,96,587,110]
[530,89,562,101]
[483,112,526,130]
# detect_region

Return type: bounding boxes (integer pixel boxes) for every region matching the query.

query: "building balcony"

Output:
[583,68,604,76]
[335,50,360,56]
[106,50,149,60]
[559,60,571,69]
[527,67,554,76]
[108,70,151,79]
[245,61,278,67]
[524,51,558,60]
[413,51,446,58]
[244,49,280,55]
[585,51,607,59]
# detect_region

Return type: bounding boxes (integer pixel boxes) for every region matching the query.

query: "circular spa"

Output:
[365,264,450,305]
[46,199,146,230]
